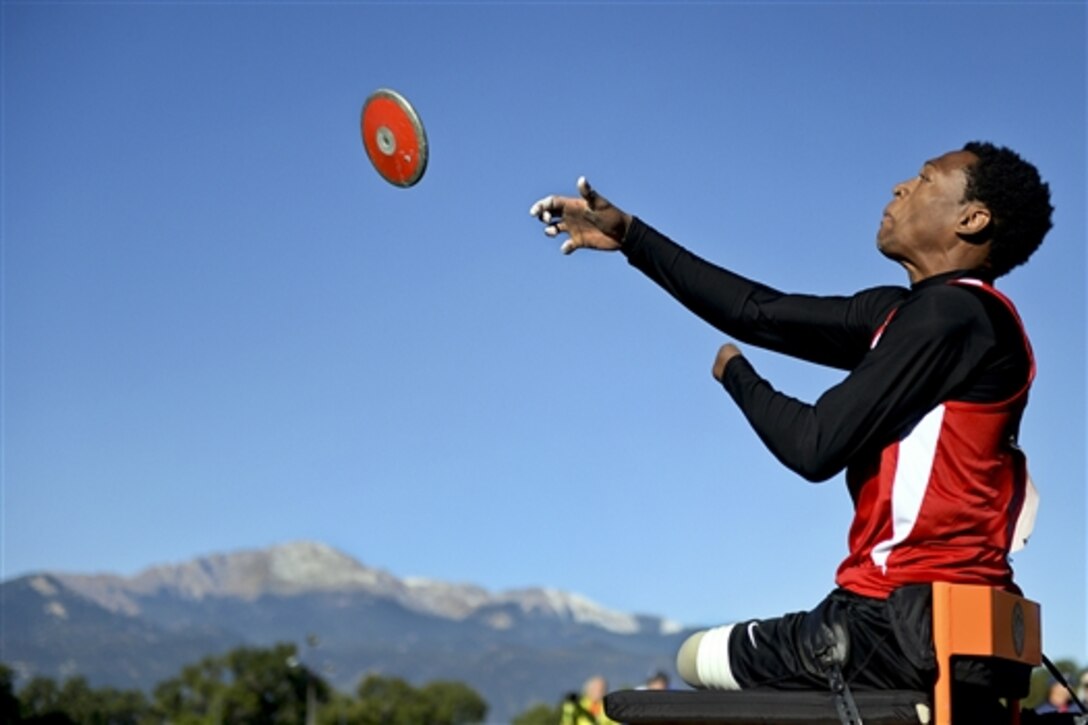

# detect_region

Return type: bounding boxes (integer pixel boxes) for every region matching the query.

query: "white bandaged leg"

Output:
[676,624,741,690]
[676,631,705,687]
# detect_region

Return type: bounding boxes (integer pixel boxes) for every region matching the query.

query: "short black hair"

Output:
[961,141,1053,278]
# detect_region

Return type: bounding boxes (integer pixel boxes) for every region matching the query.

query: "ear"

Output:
[958,203,991,237]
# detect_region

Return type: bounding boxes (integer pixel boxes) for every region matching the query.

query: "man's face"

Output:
[877,150,978,263]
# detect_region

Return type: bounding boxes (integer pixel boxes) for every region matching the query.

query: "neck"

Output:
[901,248,990,285]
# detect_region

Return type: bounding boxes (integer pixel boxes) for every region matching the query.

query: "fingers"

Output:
[529,175,593,220]
[530,194,557,219]
[530,196,562,243]
[530,195,566,244]
[528,195,551,219]
[578,176,597,206]
[530,178,592,254]
[529,194,562,220]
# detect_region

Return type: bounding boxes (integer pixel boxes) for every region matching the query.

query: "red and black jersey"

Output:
[621,218,1033,598]
[835,279,1033,597]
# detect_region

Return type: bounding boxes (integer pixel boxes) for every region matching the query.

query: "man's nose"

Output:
[892,181,910,199]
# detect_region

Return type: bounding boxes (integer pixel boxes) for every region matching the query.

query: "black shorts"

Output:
[723,586,1031,703]
[725,586,936,692]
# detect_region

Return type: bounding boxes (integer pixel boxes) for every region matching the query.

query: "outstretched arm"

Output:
[529,181,903,368]
[622,218,905,369]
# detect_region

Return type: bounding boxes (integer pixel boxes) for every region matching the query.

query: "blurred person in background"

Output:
[561,675,616,725]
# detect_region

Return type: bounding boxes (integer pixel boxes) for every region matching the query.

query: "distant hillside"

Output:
[0,541,691,722]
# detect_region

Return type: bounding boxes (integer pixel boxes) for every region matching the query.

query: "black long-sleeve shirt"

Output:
[620,217,1030,483]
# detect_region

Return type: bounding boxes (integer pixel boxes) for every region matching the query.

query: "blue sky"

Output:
[3,1,1085,665]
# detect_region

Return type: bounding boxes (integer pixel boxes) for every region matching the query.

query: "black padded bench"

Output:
[605,688,932,724]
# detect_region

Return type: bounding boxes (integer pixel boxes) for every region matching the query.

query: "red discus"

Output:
[360,88,428,187]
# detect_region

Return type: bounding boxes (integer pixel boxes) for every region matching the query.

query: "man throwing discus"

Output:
[529,143,1053,715]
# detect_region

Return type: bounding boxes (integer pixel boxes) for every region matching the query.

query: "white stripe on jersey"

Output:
[870,404,946,571]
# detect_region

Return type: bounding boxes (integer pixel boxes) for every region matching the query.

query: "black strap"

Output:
[807,618,865,725]
[826,662,865,725]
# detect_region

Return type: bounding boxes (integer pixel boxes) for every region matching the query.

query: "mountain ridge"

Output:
[41,540,682,636]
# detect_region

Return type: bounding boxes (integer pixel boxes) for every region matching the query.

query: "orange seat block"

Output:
[930,582,1041,725]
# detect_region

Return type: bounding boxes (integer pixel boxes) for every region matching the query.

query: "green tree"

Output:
[418,680,487,724]
[15,674,150,725]
[53,676,99,724]
[336,674,488,725]
[353,674,432,724]
[87,686,152,725]
[153,642,329,724]
[153,652,229,724]
[511,701,563,725]
[316,691,356,725]
[17,676,68,723]
[1,664,21,723]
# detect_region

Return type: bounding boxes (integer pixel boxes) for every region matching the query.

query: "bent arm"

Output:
[720,289,996,481]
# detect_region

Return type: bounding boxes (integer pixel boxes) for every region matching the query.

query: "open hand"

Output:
[529,177,632,255]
